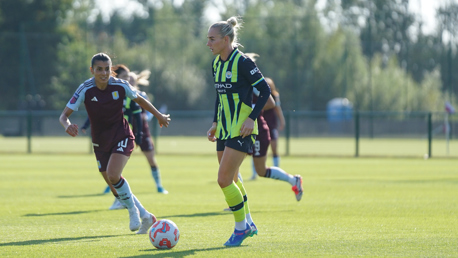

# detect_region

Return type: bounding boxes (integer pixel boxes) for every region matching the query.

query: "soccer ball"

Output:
[148,219,180,249]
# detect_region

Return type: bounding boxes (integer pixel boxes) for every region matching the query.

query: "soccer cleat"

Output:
[128,206,141,231]
[109,198,126,210]
[223,207,231,212]
[292,175,303,201]
[136,213,157,234]
[157,186,169,194]
[103,185,111,194]
[249,222,258,237]
[224,224,253,247]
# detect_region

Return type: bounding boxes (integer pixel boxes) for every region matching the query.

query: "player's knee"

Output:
[217,176,231,188]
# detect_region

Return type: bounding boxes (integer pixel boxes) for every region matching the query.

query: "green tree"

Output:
[0,0,73,110]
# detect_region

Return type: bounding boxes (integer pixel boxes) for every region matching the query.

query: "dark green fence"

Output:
[0,110,456,158]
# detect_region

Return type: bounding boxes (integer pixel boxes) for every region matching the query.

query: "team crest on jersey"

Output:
[226,71,232,79]
[112,91,119,100]
[70,93,79,104]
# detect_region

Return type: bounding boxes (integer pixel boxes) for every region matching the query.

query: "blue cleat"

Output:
[224,224,253,247]
[249,222,258,237]
[103,185,110,194]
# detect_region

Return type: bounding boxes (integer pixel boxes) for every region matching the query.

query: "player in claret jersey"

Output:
[59,53,171,234]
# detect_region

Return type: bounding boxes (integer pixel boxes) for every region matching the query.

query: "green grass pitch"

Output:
[1,151,457,257]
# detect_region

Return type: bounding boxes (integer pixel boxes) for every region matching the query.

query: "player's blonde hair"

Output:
[244,53,259,62]
[210,16,243,48]
[128,70,151,88]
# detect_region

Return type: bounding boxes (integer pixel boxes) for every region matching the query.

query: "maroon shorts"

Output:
[253,128,271,157]
[94,137,134,172]
[139,134,155,152]
[270,128,279,140]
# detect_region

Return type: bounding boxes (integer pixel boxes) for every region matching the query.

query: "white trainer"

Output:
[128,206,141,231]
[136,213,157,234]
[109,198,125,210]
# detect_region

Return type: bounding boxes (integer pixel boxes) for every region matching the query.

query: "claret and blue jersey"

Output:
[212,48,269,140]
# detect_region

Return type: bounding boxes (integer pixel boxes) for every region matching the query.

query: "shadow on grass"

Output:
[23,209,106,217]
[123,246,243,258]
[57,193,107,198]
[160,211,231,219]
[158,209,287,220]
[0,234,126,247]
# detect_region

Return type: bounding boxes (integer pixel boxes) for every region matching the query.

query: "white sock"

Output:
[266,167,295,186]
[235,219,247,231]
[131,194,147,218]
[113,177,135,209]
[245,213,254,225]
[273,156,280,167]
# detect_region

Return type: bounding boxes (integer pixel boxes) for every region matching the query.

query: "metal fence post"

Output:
[27,111,32,154]
[354,111,359,157]
[285,111,290,156]
[427,112,432,158]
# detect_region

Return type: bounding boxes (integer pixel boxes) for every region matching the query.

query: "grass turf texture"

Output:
[1,153,457,257]
[1,135,458,158]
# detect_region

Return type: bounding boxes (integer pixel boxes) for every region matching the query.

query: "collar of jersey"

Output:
[218,48,239,63]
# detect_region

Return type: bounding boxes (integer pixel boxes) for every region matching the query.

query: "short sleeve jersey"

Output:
[212,48,265,140]
[66,77,138,152]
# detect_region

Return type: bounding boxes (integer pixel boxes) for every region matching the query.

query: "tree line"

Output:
[0,0,457,112]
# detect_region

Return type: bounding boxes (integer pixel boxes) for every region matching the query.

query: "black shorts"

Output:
[216,135,255,154]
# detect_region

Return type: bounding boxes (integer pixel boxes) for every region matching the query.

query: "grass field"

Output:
[1,135,458,158]
[1,150,457,257]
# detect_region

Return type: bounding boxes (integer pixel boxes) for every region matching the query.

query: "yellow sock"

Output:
[221,182,245,223]
[235,179,250,215]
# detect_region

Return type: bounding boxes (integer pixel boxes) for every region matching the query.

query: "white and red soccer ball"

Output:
[148,219,180,249]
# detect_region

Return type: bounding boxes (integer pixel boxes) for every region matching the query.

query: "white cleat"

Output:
[292,175,303,201]
[128,206,141,231]
[136,213,157,234]
[109,198,126,210]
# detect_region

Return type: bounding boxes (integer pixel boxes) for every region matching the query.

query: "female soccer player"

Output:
[250,77,286,180]
[252,93,303,201]
[206,17,271,246]
[59,53,170,234]
[127,70,168,194]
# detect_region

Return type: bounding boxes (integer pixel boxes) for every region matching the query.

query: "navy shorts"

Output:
[216,135,255,154]
[94,137,134,172]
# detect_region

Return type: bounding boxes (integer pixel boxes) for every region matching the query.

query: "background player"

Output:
[251,77,286,180]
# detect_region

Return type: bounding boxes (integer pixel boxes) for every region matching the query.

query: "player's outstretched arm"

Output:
[59,107,79,137]
[133,94,171,128]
